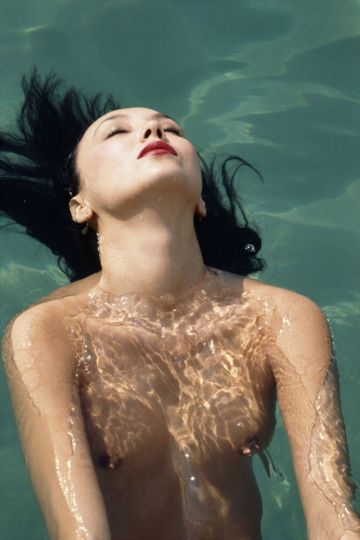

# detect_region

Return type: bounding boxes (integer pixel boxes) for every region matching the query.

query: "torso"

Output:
[44,268,285,540]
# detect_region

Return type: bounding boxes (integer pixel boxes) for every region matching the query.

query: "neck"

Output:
[96,209,205,298]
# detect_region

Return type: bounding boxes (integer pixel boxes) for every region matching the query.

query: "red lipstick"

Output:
[137,141,177,159]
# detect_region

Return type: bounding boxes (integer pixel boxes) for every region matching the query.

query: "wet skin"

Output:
[4,103,360,539]
[71,269,277,540]
[60,268,273,540]
[4,268,360,539]
[12,265,280,540]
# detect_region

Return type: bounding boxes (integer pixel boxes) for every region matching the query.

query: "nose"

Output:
[141,120,165,142]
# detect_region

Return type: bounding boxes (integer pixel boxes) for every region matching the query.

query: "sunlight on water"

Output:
[0,0,359,538]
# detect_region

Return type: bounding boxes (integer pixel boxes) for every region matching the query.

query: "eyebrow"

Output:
[93,112,175,137]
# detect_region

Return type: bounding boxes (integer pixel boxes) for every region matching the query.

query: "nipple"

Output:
[239,435,261,456]
[239,436,282,480]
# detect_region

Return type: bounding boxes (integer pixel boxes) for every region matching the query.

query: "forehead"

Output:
[100,106,165,121]
[89,107,173,133]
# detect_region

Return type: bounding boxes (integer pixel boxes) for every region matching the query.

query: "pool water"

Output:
[0,1,359,538]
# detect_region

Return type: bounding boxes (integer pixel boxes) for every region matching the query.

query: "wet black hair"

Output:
[0,68,266,282]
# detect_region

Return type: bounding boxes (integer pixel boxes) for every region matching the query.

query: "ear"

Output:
[69,196,94,224]
[195,197,207,219]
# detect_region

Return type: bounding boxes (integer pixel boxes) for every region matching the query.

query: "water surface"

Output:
[0,1,359,538]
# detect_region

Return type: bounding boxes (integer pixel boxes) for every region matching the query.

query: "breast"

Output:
[75,305,276,477]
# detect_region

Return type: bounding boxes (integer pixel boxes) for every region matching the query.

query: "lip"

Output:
[137,141,177,159]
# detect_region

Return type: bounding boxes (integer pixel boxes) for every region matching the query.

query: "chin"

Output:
[145,161,201,187]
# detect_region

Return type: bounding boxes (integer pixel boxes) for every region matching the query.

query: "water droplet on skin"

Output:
[69,268,288,518]
[244,243,256,253]
[208,339,215,354]
[96,233,102,255]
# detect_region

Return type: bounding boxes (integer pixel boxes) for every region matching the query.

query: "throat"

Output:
[96,223,205,298]
[88,267,222,321]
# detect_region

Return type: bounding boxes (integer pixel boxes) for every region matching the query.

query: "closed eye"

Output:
[164,127,182,136]
[106,128,128,139]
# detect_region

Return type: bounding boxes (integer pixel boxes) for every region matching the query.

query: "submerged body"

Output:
[2,98,360,539]
[4,267,360,540]
[70,268,275,540]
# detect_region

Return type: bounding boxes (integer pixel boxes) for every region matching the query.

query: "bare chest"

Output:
[74,304,276,475]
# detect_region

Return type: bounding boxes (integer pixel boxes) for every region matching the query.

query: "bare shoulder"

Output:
[242,274,306,303]
[2,300,68,373]
[6,298,66,345]
[2,273,99,371]
[215,268,328,335]
[37,271,100,304]
[5,271,100,338]
[242,275,325,322]
[2,301,84,407]
[241,275,332,372]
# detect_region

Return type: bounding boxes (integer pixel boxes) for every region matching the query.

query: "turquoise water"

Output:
[0,1,359,538]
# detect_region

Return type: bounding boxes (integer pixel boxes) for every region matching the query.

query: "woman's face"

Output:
[73,107,203,221]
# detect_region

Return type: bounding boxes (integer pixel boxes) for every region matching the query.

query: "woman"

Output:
[1,71,359,540]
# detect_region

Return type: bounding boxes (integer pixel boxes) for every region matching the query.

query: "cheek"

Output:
[186,143,201,169]
[185,148,202,186]
[78,147,130,196]
[76,139,202,211]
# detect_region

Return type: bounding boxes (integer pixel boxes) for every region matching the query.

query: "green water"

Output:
[0,1,359,538]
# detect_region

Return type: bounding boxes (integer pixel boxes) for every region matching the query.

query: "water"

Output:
[0,0,359,538]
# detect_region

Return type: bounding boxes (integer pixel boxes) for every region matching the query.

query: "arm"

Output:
[2,304,111,540]
[270,293,360,540]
